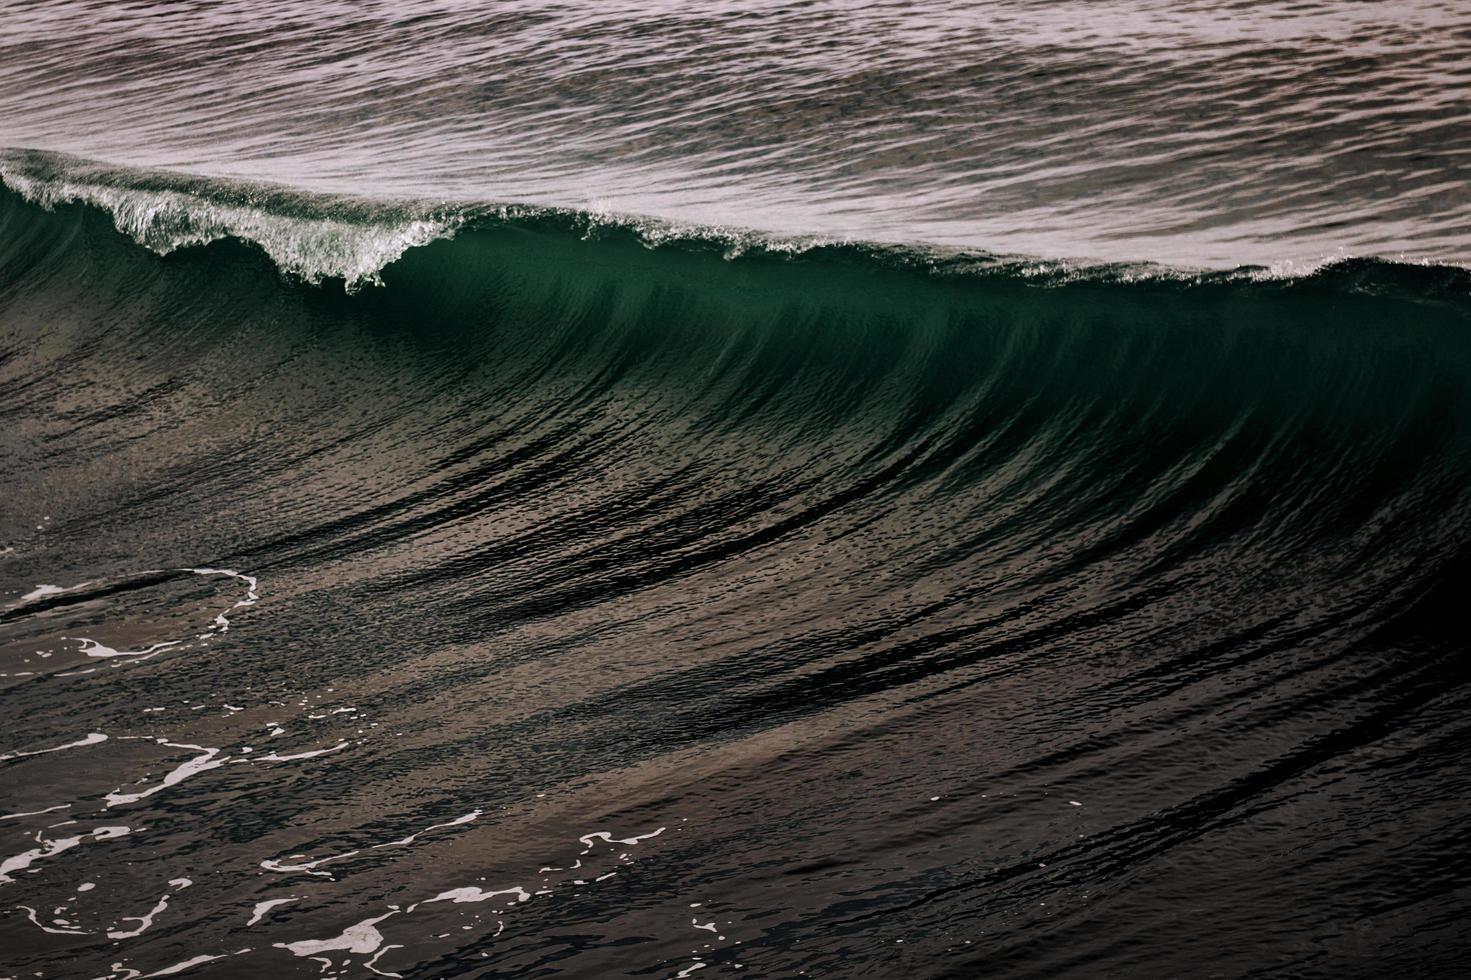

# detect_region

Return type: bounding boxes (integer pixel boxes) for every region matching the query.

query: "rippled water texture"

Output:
[3,2,1471,979]
[2,0,1469,268]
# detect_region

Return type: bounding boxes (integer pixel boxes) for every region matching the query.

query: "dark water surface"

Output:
[2,2,1471,979]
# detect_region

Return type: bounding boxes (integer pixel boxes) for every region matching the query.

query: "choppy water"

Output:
[2,2,1471,979]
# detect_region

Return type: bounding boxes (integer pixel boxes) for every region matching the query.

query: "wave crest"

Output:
[0,150,459,290]
[2,148,1468,302]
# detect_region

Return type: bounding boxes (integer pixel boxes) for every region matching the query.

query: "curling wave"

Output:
[7,149,1469,297]
[2,153,1471,978]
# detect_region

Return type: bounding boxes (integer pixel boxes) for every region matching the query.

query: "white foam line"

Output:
[184,568,258,634]
[364,944,406,978]
[578,827,665,854]
[0,825,131,884]
[105,741,224,807]
[0,732,108,761]
[18,904,89,935]
[142,956,222,978]
[5,570,261,692]
[410,886,531,912]
[108,895,170,939]
[73,638,182,661]
[262,808,479,879]
[0,804,71,821]
[256,741,348,762]
[139,949,251,977]
[260,852,358,878]
[107,878,191,939]
[371,810,482,848]
[247,897,299,926]
[254,824,668,976]
[257,823,668,976]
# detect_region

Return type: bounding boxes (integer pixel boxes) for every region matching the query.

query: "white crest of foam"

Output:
[11,567,262,678]
[104,878,193,939]
[0,167,455,292]
[250,821,668,976]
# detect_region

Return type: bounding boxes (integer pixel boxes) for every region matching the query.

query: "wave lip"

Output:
[3,148,1469,302]
[0,148,986,291]
[0,149,461,290]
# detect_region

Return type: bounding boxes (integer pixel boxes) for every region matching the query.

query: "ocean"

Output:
[1,2,1469,978]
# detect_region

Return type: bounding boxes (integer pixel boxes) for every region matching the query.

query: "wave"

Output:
[5,148,1469,300]
[4,151,1469,603]
[3,148,1471,978]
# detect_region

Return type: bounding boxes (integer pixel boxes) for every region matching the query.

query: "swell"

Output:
[3,164,1469,660]
[4,149,1471,980]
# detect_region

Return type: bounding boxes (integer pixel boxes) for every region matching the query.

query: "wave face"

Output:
[3,0,1470,270]
[2,172,1471,978]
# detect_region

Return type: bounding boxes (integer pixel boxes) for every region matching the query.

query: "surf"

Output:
[2,150,1470,980]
